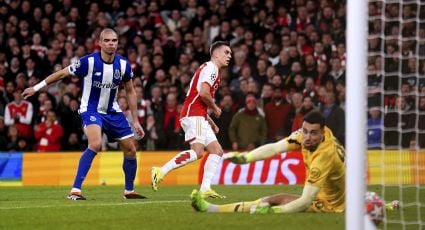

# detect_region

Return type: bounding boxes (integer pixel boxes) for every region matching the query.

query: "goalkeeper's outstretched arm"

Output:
[224,139,290,164]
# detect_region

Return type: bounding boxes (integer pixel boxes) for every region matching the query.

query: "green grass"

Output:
[0,185,423,230]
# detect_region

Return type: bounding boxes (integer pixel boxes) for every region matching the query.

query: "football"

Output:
[365,191,385,225]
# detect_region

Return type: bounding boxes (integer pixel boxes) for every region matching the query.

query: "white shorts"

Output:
[180,116,217,146]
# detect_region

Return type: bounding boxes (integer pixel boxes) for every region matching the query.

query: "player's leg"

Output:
[68,121,102,200]
[106,112,146,199]
[151,143,202,191]
[201,140,224,198]
[119,137,146,199]
[151,117,202,191]
[191,191,300,213]
[250,193,301,214]
[191,189,262,213]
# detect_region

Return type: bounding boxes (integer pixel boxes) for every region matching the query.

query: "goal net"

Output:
[367,0,425,229]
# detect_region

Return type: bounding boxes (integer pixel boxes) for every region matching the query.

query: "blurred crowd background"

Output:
[0,0,422,152]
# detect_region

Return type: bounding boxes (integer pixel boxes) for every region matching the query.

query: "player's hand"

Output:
[212,124,219,134]
[212,106,221,118]
[250,205,270,214]
[133,121,145,139]
[22,87,36,99]
[222,152,248,164]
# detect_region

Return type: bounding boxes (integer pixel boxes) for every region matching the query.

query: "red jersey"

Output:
[34,122,64,152]
[4,100,33,138]
[180,61,220,118]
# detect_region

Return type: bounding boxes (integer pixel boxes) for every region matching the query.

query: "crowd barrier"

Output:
[0,150,424,186]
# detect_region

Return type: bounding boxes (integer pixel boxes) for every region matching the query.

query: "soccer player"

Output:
[191,110,346,213]
[151,41,232,198]
[22,28,146,200]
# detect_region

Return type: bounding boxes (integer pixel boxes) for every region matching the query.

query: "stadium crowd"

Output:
[0,0,422,152]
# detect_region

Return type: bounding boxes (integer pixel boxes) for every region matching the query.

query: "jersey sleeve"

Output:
[283,128,303,151]
[122,59,134,82]
[199,63,217,87]
[68,56,88,78]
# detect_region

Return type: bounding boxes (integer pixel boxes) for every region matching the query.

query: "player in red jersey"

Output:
[151,41,231,198]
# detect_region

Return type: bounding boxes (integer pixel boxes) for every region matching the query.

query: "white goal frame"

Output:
[346,0,368,229]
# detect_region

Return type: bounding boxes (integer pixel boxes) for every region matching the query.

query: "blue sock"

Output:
[123,157,137,191]
[72,148,97,189]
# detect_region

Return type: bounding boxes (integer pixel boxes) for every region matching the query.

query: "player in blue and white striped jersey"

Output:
[22,28,146,200]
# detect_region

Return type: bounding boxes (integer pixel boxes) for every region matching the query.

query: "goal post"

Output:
[346,0,368,229]
[347,0,425,229]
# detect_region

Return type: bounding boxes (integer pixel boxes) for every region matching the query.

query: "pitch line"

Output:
[0,200,188,210]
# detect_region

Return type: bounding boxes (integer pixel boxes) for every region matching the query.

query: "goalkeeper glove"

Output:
[222,152,250,164]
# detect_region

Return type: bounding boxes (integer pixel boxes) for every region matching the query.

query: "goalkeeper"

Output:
[191,110,346,214]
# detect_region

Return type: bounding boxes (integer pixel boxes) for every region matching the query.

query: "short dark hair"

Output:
[210,41,230,56]
[303,110,325,128]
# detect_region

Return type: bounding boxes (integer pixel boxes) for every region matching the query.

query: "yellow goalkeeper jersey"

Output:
[285,126,346,213]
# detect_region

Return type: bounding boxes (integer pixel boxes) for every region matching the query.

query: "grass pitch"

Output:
[0,185,422,230]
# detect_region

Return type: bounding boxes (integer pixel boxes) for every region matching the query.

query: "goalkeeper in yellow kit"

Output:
[191,110,346,213]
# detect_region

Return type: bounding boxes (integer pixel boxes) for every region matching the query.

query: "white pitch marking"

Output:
[0,200,187,210]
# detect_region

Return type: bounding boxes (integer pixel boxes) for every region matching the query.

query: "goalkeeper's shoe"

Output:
[123,192,147,199]
[385,200,400,211]
[190,189,210,212]
[222,152,248,164]
[151,167,163,191]
[67,192,86,201]
[200,189,226,199]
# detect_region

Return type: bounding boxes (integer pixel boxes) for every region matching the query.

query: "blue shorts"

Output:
[80,111,134,142]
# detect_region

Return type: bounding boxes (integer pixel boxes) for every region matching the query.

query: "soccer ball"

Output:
[365,191,385,225]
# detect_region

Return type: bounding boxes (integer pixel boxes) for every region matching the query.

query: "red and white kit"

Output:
[180,61,220,145]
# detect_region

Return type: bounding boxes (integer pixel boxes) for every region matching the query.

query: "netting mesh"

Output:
[367,0,425,229]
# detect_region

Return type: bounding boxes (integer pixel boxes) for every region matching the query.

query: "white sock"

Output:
[160,150,198,176]
[200,154,221,192]
[124,190,134,194]
[70,188,81,193]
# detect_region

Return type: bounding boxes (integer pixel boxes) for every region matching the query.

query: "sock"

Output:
[200,154,221,192]
[160,150,198,176]
[123,157,137,191]
[72,148,97,190]
[212,199,262,213]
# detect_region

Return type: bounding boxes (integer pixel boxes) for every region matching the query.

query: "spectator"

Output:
[258,83,273,109]
[229,93,267,151]
[418,97,425,148]
[34,110,63,152]
[367,106,383,149]
[384,96,416,149]
[0,116,7,151]
[320,90,345,145]
[63,132,83,151]
[291,96,315,131]
[264,87,292,142]
[143,114,165,151]
[4,89,33,140]
[6,125,20,151]
[212,95,236,150]
[161,93,181,149]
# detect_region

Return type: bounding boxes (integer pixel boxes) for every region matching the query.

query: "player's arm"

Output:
[124,79,145,138]
[22,67,70,99]
[223,138,291,164]
[200,82,221,117]
[206,114,219,133]
[271,185,320,213]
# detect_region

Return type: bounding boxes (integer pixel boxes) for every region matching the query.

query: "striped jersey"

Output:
[68,52,133,114]
[180,61,220,118]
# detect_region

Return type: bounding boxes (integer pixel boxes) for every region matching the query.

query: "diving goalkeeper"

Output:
[191,110,345,213]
